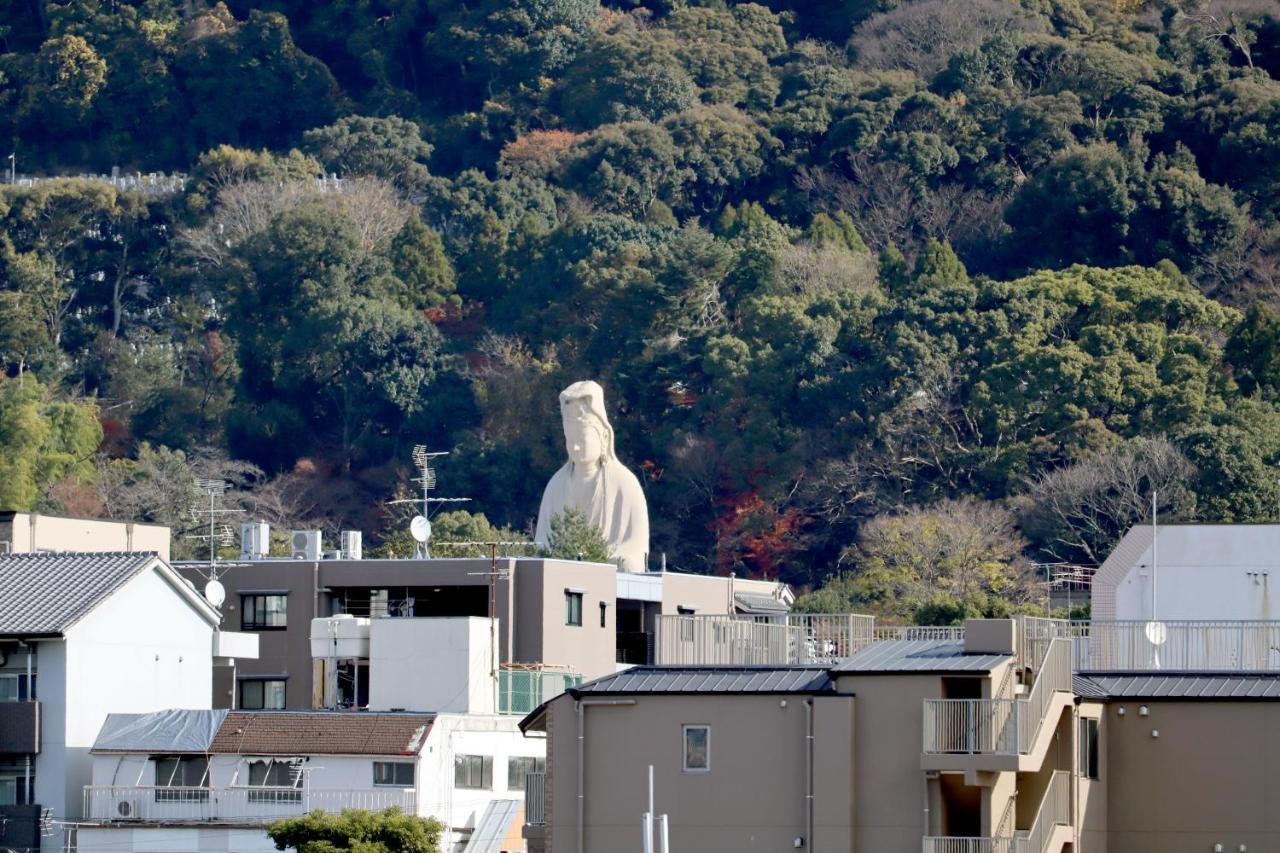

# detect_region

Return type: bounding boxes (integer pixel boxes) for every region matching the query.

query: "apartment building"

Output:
[522,615,1280,853]
[0,512,170,560]
[76,707,543,853]
[176,547,791,711]
[1092,522,1280,621]
[0,551,256,853]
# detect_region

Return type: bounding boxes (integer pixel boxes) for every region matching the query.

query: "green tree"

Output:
[0,373,102,510]
[267,807,443,853]
[389,218,458,309]
[303,116,433,192]
[541,507,613,563]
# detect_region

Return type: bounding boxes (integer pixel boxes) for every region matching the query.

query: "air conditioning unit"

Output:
[115,798,139,819]
[340,530,363,560]
[291,530,322,560]
[241,521,270,559]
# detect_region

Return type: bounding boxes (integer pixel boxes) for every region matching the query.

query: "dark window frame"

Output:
[454,754,493,790]
[241,594,288,631]
[153,755,210,801]
[682,724,710,773]
[1079,717,1100,780]
[507,756,546,791]
[373,761,415,787]
[565,591,583,627]
[238,678,287,710]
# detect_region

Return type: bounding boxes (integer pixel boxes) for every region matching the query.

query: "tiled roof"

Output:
[209,711,434,756]
[833,639,1009,673]
[0,552,160,635]
[1076,673,1280,700]
[573,666,835,695]
[733,592,790,614]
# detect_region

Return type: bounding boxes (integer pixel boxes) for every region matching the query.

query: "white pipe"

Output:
[577,699,637,853]
[1151,490,1159,621]
[805,698,815,850]
[657,814,669,853]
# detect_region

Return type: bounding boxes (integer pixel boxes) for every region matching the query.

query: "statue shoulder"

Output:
[607,459,645,493]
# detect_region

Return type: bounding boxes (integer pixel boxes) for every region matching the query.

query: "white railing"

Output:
[922,837,1019,853]
[874,626,966,642]
[1073,620,1280,672]
[654,613,874,665]
[923,639,1072,756]
[524,771,546,826]
[1021,771,1071,853]
[83,786,416,823]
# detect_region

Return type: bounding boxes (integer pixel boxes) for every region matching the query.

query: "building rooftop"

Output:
[572,666,836,696]
[93,709,435,756]
[1074,673,1280,700]
[833,639,1009,673]
[0,551,163,636]
[733,592,790,614]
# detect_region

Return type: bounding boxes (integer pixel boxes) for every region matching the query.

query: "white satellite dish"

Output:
[1144,620,1167,646]
[410,515,432,543]
[204,579,227,608]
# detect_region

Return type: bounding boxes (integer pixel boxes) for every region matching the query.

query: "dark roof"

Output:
[733,592,790,614]
[209,711,434,756]
[571,666,835,696]
[0,552,163,635]
[833,639,1009,673]
[1075,673,1280,700]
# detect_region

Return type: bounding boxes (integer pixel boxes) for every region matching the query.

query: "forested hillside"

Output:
[2,0,1280,619]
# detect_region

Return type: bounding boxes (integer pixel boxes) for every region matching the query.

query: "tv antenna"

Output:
[387,445,470,557]
[186,478,244,584]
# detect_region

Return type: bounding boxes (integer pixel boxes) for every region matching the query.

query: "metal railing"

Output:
[83,786,416,823]
[922,838,1020,853]
[1072,620,1280,672]
[1019,617,1072,675]
[654,613,874,665]
[524,771,546,826]
[923,639,1072,755]
[1021,771,1071,853]
[873,626,966,642]
[499,666,583,715]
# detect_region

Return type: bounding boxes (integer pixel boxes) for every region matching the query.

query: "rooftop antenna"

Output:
[186,478,243,598]
[386,445,470,558]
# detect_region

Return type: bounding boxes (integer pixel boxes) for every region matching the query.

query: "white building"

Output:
[77,708,543,853]
[1092,523,1280,621]
[0,551,256,853]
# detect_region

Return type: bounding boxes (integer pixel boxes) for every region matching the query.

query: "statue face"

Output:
[562,398,604,465]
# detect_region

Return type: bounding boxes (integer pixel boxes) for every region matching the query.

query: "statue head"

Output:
[559,380,615,467]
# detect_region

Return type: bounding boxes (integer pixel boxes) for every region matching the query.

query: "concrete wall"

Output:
[57,566,214,819]
[1078,702,1108,853]
[368,618,496,714]
[527,562,617,679]
[0,512,170,560]
[78,825,277,853]
[543,692,853,853]
[1105,699,1280,851]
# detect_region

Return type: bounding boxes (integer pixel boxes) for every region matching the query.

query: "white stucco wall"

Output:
[368,618,496,715]
[1109,525,1280,621]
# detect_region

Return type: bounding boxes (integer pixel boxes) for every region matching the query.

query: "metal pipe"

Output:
[577,699,637,853]
[24,640,33,700]
[805,698,814,851]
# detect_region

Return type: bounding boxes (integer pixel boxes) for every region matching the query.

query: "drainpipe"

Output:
[576,699,637,853]
[804,698,814,851]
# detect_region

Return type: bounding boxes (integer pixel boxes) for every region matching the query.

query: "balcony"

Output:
[498,665,582,715]
[0,701,39,753]
[1072,620,1280,671]
[83,786,416,823]
[654,614,875,666]
[923,770,1071,853]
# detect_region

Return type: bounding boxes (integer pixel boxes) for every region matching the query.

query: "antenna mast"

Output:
[387,445,470,557]
[186,478,244,582]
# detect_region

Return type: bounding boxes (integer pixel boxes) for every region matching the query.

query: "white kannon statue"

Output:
[535,380,650,572]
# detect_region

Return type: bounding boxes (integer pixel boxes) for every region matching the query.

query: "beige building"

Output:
[521,616,1280,853]
[0,512,170,560]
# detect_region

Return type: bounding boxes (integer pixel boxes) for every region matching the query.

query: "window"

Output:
[454,755,493,790]
[683,725,710,773]
[238,679,286,710]
[0,673,34,702]
[0,775,29,806]
[565,591,583,626]
[599,602,608,628]
[154,756,209,801]
[241,594,287,630]
[677,607,695,642]
[247,759,302,803]
[507,756,546,790]
[373,761,415,787]
[1079,718,1099,780]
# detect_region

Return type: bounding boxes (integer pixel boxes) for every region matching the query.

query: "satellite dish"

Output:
[1144,620,1167,646]
[204,579,227,608]
[410,515,431,543]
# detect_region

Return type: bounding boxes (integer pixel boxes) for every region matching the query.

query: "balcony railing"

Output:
[874,626,966,642]
[922,838,1019,853]
[524,771,546,826]
[1072,620,1280,671]
[923,638,1072,755]
[921,770,1070,853]
[83,786,416,823]
[655,614,874,666]
[499,666,583,715]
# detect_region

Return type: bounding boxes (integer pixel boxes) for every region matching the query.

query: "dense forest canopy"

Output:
[2,0,1280,620]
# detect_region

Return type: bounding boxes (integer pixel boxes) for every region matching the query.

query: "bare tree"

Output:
[1019,438,1196,566]
[776,243,878,297]
[1172,0,1275,69]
